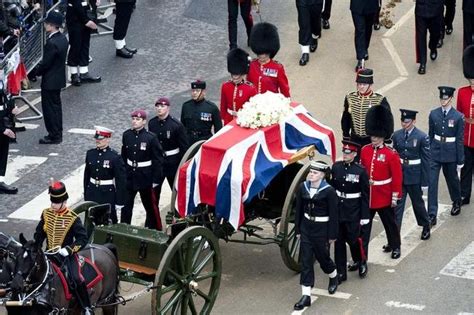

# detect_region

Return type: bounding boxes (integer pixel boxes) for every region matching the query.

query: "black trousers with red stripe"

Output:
[335,221,364,276]
[121,188,162,230]
[415,13,442,64]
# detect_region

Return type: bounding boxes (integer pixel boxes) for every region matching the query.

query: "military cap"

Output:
[155,97,170,106]
[94,126,113,139]
[438,86,456,99]
[42,10,63,27]
[49,181,68,203]
[399,109,418,121]
[341,140,360,154]
[191,80,206,90]
[131,109,147,119]
[356,68,374,84]
[310,160,330,172]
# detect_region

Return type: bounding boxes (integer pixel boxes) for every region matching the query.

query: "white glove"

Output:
[457,165,464,172]
[360,219,370,226]
[115,205,124,211]
[58,247,69,257]
[152,183,159,188]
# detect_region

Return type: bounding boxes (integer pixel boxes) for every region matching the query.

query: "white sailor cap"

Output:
[94,126,114,139]
[309,161,330,172]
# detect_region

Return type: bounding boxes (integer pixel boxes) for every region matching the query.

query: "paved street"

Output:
[1,0,474,314]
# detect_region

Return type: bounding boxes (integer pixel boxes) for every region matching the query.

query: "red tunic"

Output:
[360,144,403,209]
[220,80,257,125]
[247,59,290,97]
[456,86,474,148]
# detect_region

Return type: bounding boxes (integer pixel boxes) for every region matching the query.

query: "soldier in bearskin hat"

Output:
[34,181,93,314]
[341,68,391,159]
[247,22,290,97]
[359,105,403,260]
[220,48,257,125]
[457,46,474,206]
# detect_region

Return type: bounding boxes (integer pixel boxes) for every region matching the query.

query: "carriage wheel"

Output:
[170,140,205,214]
[152,226,221,315]
[279,162,310,272]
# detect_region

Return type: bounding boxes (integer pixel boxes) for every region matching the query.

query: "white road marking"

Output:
[385,269,395,273]
[48,153,59,156]
[440,241,474,280]
[290,296,318,315]
[67,128,96,135]
[382,38,409,76]
[369,204,450,267]
[8,149,19,153]
[385,300,426,311]
[383,4,415,38]
[21,123,40,129]
[4,155,48,185]
[376,76,408,95]
[311,288,351,300]
[0,219,9,222]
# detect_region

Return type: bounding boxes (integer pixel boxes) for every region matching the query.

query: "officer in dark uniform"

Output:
[428,86,465,224]
[463,0,474,47]
[415,0,444,75]
[0,91,18,194]
[121,109,165,230]
[294,161,338,311]
[393,109,431,240]
[148,97,189,207]
[181,80,222,145]
[84,126,126,224]
[321,0,332,29]
[438,0,456,48]
[113,0,138,58]
[227,0,253,50]
[330,140,369,284]
[350,0,380,71]
[296,0,323,66]
[66,0,101,86]
[341,68,391,158]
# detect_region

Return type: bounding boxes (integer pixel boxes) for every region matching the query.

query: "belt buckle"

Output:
[97,179,101,185]
[340,192,346,198]
[441,136,446,143]
[132,161,137,168]
[369,179,374,185]
[403,158,409,165]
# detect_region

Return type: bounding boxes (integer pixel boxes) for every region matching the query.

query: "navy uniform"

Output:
[83,126,126,224]
[321,0,332,29]
[428,86,465,224]
[121,110,165,230]
[296,0,323,66]
[330,140,369,283]
[33,182,92,314]
[148,97,189,206]
[113,0,138,58]
[393,109,431,240]
[294,161,338,311]
[341,69,391,156]
[439,0,456,46]
[0,92,17,194]
[181,80,222,145]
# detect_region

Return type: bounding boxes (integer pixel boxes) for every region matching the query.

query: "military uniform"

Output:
[415,0,443,73]
[296,0,323,65]
[428,87,465,220]
[392,110,431,239]
[0,92,17,194]
[220,80,256,124]
[350,0,380,67]
[247,59,290,97]
[440,0,456,41]
[227,0,253,50]
[463,0,474,47]
[148,113,189,204]
[84,146,126,224]
[330,157,369,280]
[121,118,165,230]
[181,99,222,145]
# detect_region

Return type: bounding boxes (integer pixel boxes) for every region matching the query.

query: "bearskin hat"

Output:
[365,105,394,139]
[463,45,474,79]
[227,48,250,75]
[249,22,280,58]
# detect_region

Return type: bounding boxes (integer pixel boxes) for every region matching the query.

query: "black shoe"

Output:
[294,295,311,310]
[461,197,470,205]
[421,225,431,240]
[430,50,438,61]
[299,53,309,66]
[338,273,347,284]
[39,136,62,144]
[382,244,392,253]
[116,48,133,59]
[71,73,81,86]
[328,276,338,294]
[451,201,461,216]
[418,64,426,75]
[355,60,364,72]
[125,46,137,54]
[359,261,368,278]
[310,38,318,52]
[374,23,381,30]
[429,215,437,226]
[391,248,401,259]
[80,73,101,83]
[348,261,359,271]
[322,19,330,29]
[446,27,453,35]
[0,182,18,194]
[437,38,443,48]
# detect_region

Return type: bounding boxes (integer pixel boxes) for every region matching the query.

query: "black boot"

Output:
[322,19,330,29]
[421,225,431,240]
[451,201,461,216]
[418,64,426,75]
[75,282,94,315]
[116,47,133,58]
[71,73,81,86]
[338,273,347,284]
[348,261,359,271]
[124,46,138,54]
[0,182,18,194]
[80,73,101,83]
[461,197,470,205]
[310,38,318,52]
[382,244,392,253]
[294,295,311,310]
[299,53,309,66]
[328,276,338,294]
[359,261,368,278]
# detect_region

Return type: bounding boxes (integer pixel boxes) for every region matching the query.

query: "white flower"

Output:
[236,92,292,129]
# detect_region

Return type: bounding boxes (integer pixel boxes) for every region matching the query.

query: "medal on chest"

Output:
[263,68,278,77]
[103,160,110,168]
[239,89,243,97]
[140,142,147,150]
[412,139,417,147]
[345,174,360,183]
[166,130,171,139]
[448,120,454,127]
[200,112,212,121]
[377,154,386,162]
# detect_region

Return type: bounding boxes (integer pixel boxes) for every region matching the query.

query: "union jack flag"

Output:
[175,102,336,229]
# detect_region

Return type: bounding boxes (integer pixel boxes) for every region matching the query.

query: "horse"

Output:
[7,234,120,315]
[0,233,21,290]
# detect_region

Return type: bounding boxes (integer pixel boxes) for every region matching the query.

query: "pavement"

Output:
[1,0,474,314]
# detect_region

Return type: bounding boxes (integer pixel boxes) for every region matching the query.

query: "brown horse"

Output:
[8,234,119,315]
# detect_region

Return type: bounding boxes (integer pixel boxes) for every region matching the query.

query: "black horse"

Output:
[0,233,21,290]
[8,234,120,315]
